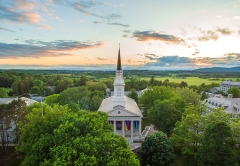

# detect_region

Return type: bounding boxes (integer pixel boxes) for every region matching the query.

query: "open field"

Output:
[93,76,236,86]
[153,76,224,86]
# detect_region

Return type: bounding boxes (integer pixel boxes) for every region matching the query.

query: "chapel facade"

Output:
[98,47,143,142]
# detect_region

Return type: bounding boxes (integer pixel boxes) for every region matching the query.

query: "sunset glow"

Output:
[0,0,240,69]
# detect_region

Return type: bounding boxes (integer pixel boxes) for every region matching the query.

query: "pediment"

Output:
[108,105,139,117]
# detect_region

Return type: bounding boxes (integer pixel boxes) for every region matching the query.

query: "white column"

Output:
[131,120,133,142]
[114,120,116,133]
[122,120,125,136]
[139,120,142,139]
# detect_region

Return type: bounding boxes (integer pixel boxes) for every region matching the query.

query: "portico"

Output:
[109,119,142,141]
[98,46,143,142]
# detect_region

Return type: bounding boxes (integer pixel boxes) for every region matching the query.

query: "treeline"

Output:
[0,70,223,99]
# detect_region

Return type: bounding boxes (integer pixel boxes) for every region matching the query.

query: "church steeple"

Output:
[117,44,122,70]
[112,45,126,107]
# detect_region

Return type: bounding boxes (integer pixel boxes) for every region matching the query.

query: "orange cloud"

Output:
[37,25,54,30]
[14,0,37,10]
[132,31,185,44]
[20,12,41,23]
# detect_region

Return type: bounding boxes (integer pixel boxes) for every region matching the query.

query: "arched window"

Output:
[117,88,121,97]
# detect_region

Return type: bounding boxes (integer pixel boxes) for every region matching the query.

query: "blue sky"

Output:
[0,0,240,69]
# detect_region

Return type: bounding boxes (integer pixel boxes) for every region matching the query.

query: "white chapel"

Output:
[98,47,143,142]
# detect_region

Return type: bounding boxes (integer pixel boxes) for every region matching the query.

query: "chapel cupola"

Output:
[112,45,126,107]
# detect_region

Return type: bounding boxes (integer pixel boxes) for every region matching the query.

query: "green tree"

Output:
[54,78,74,93]
[171,106,239,159]
[175,87,200,104]
[75,75,89,86]
[196,121,236,166]
[86,81,107,92]
[17,105,139,166]
[139,86,175,113]
[44,94,59,106]
[170,104,207,158]
[58,86,90,110]
[30,86,41,95]
[200,91,209,100]
[148,97,185,137]
[149,76,155,85]
[0,88,9,98]
[228,87,240,98]
[7,99,28,144]
[0,99,28,152]
[138,131,177,166]
[127,88,139,104]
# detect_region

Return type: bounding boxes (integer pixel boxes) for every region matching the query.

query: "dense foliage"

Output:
[228,86,240,98]
[196,121,236,166]
[17,105,139,166]
[170,105,240,165]
[138,131,177,166]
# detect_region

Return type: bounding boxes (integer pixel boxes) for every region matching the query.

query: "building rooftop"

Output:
[99,96,143,117]
[221,81,240,86]
[205,95,240,115]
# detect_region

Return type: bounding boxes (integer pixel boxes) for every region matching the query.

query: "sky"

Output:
[0,0,240,70]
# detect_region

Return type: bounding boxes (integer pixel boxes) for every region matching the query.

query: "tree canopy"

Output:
[127,88,139,104]
[17,105,139,166]
[148,97,185,137]
[138,131,177,166]
[196,121,236,166]
[170,105,240,159]
[227,86,240,98]
[0,88,9,98]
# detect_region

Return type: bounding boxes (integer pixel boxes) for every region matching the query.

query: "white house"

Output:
[204,94,240,117]
[220,80,240,94]
[98,47,143,142]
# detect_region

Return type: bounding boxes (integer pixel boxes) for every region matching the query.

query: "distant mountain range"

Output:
[194,66,240,72]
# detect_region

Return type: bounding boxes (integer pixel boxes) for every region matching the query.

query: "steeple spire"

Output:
[117,44,122,70]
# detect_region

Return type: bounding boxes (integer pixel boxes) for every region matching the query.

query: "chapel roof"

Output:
[98,96,143,117]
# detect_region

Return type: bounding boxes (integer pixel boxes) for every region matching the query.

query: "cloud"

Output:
[144,53,158,60]
[106,13,122,19]
[0,5,41,23]
[127,59,131,63]
[123,30,131,33]
[122,34,128,37]
[84,56,91,61]
[52,0,104,19]
[37,25,54,30]
[97,57,108,60]
[14,0,37,10]
[223,52,240,57]
[107,22,129,27]
[132,31,185,44]
[145,55,192,66]
[0,40,103,58]
[0,27,14,32]
[216,27,233,35]
[238,30,240,35]
[93,21,101,24]
[198,30,219,41]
